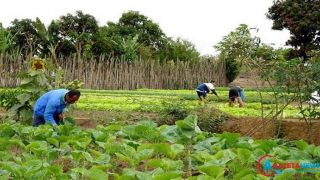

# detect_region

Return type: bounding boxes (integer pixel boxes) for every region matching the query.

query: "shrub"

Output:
[0,89,23,110]
[194,107,230,133]
[226,58,240,83]
[159,101,189,125]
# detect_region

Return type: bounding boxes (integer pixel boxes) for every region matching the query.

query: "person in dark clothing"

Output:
[229,86,244,107]
[195,81,219,101]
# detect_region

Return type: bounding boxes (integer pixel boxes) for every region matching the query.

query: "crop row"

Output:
[1,115,319,179]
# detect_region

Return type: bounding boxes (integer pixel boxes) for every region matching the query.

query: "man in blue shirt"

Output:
[33,89,81,127]
[195,81,219,101]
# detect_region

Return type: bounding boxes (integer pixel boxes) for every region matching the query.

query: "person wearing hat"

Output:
[195,80,219,101]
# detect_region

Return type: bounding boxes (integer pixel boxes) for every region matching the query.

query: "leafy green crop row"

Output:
[0,88,304,118]
[1,116,320,179]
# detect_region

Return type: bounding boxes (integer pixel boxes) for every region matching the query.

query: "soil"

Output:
[223,117,320,145]
[231,72,266,88]
[66,110,161,129]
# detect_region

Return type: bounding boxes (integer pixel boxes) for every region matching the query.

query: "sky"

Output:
[0,0,290,55]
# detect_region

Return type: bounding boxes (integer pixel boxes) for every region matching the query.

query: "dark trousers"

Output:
[196,91,207,99]
[33,114,61,127]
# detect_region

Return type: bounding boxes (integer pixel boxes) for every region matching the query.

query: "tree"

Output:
[267,0,320,60]
[158,37,200,62]
[106,11,167,53]
[49,11,98,59]
[0,23,11,54]
[7,18,46,57]
[114,35,141,62]
[214,24,255,82]
[91,26,114,58]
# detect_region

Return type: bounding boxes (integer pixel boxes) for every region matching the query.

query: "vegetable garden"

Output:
[1,0,320,178]
[1,87,320,179]
[2,114,320,179]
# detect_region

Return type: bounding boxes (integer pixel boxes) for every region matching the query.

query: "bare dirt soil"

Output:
[231,72,266,88]
[67,110,161,129]
[223,117,320,145]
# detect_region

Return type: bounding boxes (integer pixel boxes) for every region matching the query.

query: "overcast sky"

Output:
[0,0,290,55]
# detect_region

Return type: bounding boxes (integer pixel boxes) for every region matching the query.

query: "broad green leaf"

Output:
[237,148,253,164]
[16,93,31,104]
[0,137,10,150]
[8,103,24,112]
[94,154,111,165]
[218,132,240,148]
[146,158,183,171]
[71,150,83,161]
[74,137,92,149]
[160,125,180,143]
[212,149,236,164]
[83,151,93,162]
[0,124,16,137]
[137,149,154,161]
[176,115,197,131]
[295,140,308,150]
[198,165,224,178]
[171,144,185,155]
[194,137,221,152]
[85,167,108,180]
[90,129,108,141]
[122,168,152,179]
[234,168,253,180]
[136,120,158,128]
[153,171,181,180]
[186,175,214,180]
[136,171,153,180]
[20,78,33,85]
[71,167,88,179]
[288,149,312,160]
[104,124,122,131]
[48,149,59,161]
[253,140,278,153]
[138,143,174,158]
[0,151,12,161]
[9,139,26,149]
[253,148,266,160]
[191,152,215,164]
[105,142,122,154]
[26,141,48,156]
[47,137,59,147]
[115,153,134,167]
[0,161,22,176]
[271,147,290,160]
[23,160,43,173]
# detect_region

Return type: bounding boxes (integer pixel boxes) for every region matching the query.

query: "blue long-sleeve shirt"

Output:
[34,89,68,126]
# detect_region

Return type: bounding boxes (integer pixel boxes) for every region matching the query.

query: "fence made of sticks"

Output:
[0,56,227,89]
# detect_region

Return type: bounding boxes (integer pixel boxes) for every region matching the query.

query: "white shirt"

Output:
[204,83,215,90]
